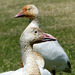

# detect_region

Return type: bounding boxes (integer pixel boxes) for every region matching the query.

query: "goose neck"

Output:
[21,42,32,55]
[20,40,33,65]
[29,17,39,23]
[29,17,40,27]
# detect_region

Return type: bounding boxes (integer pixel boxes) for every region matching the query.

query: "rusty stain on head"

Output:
[15,4,39,18]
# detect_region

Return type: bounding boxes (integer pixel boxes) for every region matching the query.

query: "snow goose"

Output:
[15,4,72,75]
[0,27,53,75]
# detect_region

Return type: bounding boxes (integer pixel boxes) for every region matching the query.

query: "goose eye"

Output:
[35,31,37,33]
[28,8,31,10]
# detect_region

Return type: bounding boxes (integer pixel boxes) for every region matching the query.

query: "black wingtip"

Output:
[63,61,72,73]
[67,61,72,73]
[67,61,71,69]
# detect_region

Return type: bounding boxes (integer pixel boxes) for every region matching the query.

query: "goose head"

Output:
[20,27,56,48]
[15,4,39,19]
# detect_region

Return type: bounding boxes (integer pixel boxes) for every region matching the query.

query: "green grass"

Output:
[0,0,75,74]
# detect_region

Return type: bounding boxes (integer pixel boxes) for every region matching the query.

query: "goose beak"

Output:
[15,10,25,18]
[42,33,56,41]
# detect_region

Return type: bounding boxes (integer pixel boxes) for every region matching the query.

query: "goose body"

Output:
[34,41,70,72]
[15,4,71,74]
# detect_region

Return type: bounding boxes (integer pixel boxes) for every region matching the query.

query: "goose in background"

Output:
[0,27,54,75]
[15,4,71,75]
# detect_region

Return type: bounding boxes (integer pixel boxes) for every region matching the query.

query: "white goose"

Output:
[0,27,53,75]
[15,4,71,75]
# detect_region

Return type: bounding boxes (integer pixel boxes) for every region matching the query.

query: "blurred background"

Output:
[0,0,75,74]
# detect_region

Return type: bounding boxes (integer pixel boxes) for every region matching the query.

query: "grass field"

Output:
[0,0,75,74]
